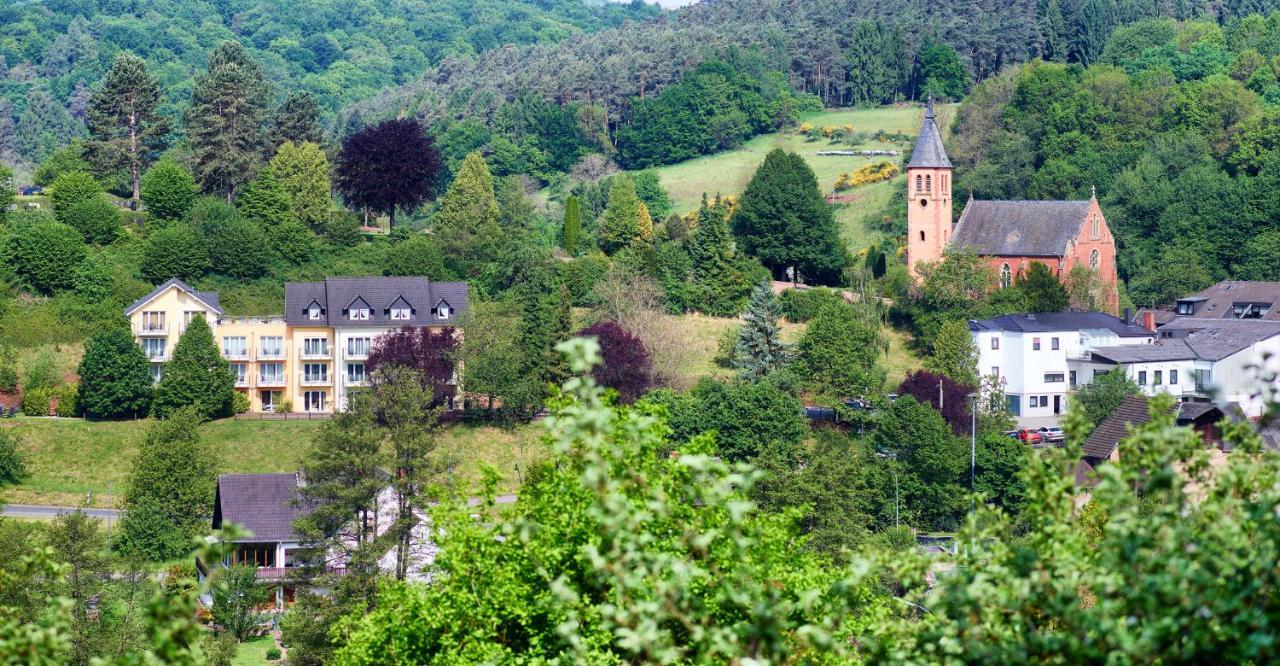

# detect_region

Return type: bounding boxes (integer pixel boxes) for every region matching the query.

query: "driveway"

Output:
[1,504,121,520]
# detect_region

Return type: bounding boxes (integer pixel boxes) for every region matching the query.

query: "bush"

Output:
[833,161,899,191]
[325,212,362,246]
[279,399,293,414]
[0,429,25,486]
[272,218,315,265]
[559,253,610,307]
[266,646,282,661]
[19,384,73,416]
[233,391,250,414]
[49,171,103,222]
[2,219,87,293]
[200,211,270,278]
[54,383,79,417]
[23,348,63,391]
[384,234,446,278]
[63,196,122,244]
[0,345,17,393]
[77,328,154,419]
[778,287,846,323]
[141,224,208,283]
[140,158,197,221]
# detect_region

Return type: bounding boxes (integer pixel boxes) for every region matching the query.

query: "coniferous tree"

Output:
[46,510,110,665]
[636,201,654,241]
[690,196,753,317]
[152,316,235,419]
[563,195,583,255]
[335,118,443,230]
[116,408,219,561]
[519,278,572,399]
[432,152,501,278]
[77,328,153,419]
[734,283,792,380]
[85,53,169,202]
[925,319,980,388]
[13,87,79,163]
[1016,262,1070,312]
[268,92,324,154]
[731,149,846,284]
[269,141,331,229]
[139,158,196,221]
[185,41,270,201]
[597,173,642,253]
[236,167,292,226]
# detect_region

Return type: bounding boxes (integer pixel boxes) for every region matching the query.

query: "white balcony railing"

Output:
[134,324,169,336]
[223,350,250,361]
[258,375,287,388]
[299,345,331,360]
[258,348,285,360]
[145,353,169,362]
[299,373,331,386]
[344,375,368,388]
[234,376,250,388]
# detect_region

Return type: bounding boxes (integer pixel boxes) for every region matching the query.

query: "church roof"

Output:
[951,199,1092,257]
[907,99,951,169]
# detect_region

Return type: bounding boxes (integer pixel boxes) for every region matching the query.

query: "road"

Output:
[2,494,520,520]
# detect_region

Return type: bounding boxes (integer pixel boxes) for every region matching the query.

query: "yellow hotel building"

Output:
[125,277,467,413]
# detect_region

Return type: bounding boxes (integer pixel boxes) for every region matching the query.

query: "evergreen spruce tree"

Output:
[1016,262,1070,313]
[432,152,501,279]
[563,195,582,255]
[13,87,79,163]
[268,140,331,229]
[140,158,197,221]
[518,278,572,400]
[85,53,169,202]
[636,201,654,241]
[690,196,752,317]
[77,328,153,419]
[925,319,980,388]
[116,408,219,561]
[734,283,792,380]
[152,316,235,419]
[731,149,846,284]
[597,173,642,254]
[268,92,324,154]
[185,41,270,201]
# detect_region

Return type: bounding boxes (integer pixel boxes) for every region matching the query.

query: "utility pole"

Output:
[970,394,977,515]
[892,467,900,528]
[939,380,944,412]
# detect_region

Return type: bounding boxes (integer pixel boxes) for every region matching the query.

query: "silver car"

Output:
[1037,426,1066,443]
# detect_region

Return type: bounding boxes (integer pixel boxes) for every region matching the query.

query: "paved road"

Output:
[2,504,121,520]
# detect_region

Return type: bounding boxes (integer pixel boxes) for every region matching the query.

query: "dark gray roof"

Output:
[968,312,1153,338]
[1082,395,1152,460]
[1171,280,1280,320]
[907,99,951,169]
[124,278,224,316]
[284,277,469,327]
[213,473,308,543]
[951,199,1092,257]
[1090,339,1196,364]
[1160,319,1280,361]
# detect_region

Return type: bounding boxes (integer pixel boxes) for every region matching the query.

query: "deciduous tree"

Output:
[926,319,980,387]
[50,171,102,223]
[139,158,196,222]
[335,118,443,230]
[141,224,208,283]
[796,300,886,400]
[578,321,652,403]
[77,328,153,419]
[2,218,86,293]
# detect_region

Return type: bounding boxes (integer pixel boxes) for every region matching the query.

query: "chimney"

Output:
[1123,307,1133,324]
[1142,311,1156,333]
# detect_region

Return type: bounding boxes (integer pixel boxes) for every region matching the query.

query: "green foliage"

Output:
[49,171,103,224]
[236,168,292,227]
[72,252,118,303]
[269,93,324,153]
[917,39,969,99]
[778,287,847,323]
[140,159,198,222]
[688,197,756,316]
[271,218,316,265]
[797,300,886,400]
[186,42,270,199]
[0,165,12,222]
[195,200,270,279]
[0,345,16,393]
[874,395,967,531]
[2,217,86,293]
[21,384,78,417]
[1015,261,1070,312]
[33,144,90,188]
[211,565,269,641]
[269,141,331,229]
[141,223,208,284]
[1074,367,1140,438]
[383,235,447,279]
[645,378,807,463]
[432,152,501,279]
[62,196,121,244]
[21,348,63,392]
[325,212,362,246]
[77,328,154,419]
[974,431,1028,515]
[596,172,642,253]
[266,646,282,661]
[0,429,26,487]
[632,168,672,219]
[731,148,847,284]
[116,408,219,561]
[562,195,582,255]
[152,316,235,420]
[85,52,170,200]
[733,283,792,380]
[925,319,980,387]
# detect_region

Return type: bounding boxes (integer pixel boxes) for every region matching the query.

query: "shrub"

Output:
[54,383,79,417]
[49,171,103,222]
[0,429,25,486]
[77,328,154,419]
[63,196,122,244]
[383,234,445,278]
[3,219,87,293]
[21,387,52,415]
[23,348,63,391]
[141,223,208,283]
[199,208,270,278]
[833,161,899,192]
[272,218,315,264]
[233,391,250,414]
[265,647,282,661]
[778,288,846,323]
[279,399,293,414]
[325,212,362,246]
[21,383,78,417]
[0,345,17,393]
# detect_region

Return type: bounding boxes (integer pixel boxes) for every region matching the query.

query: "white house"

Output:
[1081,318,1280,418]
[969,312,1155,418]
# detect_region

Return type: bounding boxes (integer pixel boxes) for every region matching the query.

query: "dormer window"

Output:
[306,301,324,321]
[387,296,413,321]
[1233,302,1269,319]
[432,300,452,320]
[391,307,410,320]
[1176,301,1194,315]
[346,297,371,321]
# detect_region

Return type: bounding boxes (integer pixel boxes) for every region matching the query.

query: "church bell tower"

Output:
[906,98,953,280]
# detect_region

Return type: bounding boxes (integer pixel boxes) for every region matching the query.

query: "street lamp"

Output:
[969,393,978,515]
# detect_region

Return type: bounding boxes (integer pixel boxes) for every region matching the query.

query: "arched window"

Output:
[925,175,932,192]
[1090,249,1100,269]
[916,174,922,192]
[999,263,1012,289]
[1091,215,1100,239]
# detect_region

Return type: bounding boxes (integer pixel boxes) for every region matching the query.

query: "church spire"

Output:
[908,97,951,169]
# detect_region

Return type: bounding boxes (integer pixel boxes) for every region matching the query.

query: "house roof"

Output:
[284,277,468,327]
[950,199,1092,257]
[1161,319,1280,361]
[124,278,224,316]
[213,473,309,543]
[968,312,1153,337]
[1172,280,1280,320]
[1090,339,1197,364]
[907,99,951,169]
[1082,395,1153,460]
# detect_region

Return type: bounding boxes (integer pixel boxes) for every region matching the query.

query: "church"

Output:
[905,101,1120,314]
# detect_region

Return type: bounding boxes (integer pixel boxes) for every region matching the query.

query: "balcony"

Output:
[234,376,250,388]
[299,373,331,387]
[134,324,168,336]
[223,349,250,361]
[258,348,285,361]
[344,375,368,388]
[345,349,369,360]
[144,353,168,363]
[299,345,331,360]
[258,375,287,388]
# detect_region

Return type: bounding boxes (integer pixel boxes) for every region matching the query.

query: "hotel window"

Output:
[260,336,283,357]
[1069,370,1077,387]
[148,365,163,384]
[1051,337,1060,350]
[1032,337,1041,351]
[1138,370,1147,385]
[140,311,165,331]
[349,308,369,321]
[142,338,166,360]
[999,263,1012,289]
[304,363,328,383]
[303,391,326,412]
[991,366,1000,378]
[1170,369,1178,385]
[1044,373,1065,383]
[259,363,284,384]
[991,337,999,350]
[307,302,324,321]
[1153,370,1163,385]
[347,337,372,357]
[391,307,411,320]
[347,363,366,383]
[229,363,246,383]
[433,301,452,320]
[303,338,328,356]
[1030,396,1040,408]
[222,336,247,358]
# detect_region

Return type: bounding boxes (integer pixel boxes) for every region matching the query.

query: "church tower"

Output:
[906,99,953,280]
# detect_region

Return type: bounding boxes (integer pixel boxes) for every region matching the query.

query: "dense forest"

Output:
[0,0,658,167]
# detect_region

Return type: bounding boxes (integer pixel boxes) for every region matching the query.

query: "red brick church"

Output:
[905,101,1119,313]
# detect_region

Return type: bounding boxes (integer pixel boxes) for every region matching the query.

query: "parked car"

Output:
[1015,429,1043,445]
[1037,426,1066,443]
[1004,430,1020,440]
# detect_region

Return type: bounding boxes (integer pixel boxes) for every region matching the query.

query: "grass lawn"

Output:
[882,325,924,392]
[231,635,278,665]
[667,312,806,384]
[0,416,546,508]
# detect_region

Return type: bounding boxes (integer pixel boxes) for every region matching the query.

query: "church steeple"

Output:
[905,97,954,280]
[908,97,952,169]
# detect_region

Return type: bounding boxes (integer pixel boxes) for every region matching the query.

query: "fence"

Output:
[234,412,333,421]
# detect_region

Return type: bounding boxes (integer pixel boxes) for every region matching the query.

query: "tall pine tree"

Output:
[268,92,324,154]
[734,283,792,380]
[597,173,642,254]
[85,53,169,202]
[185,41,270,201]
